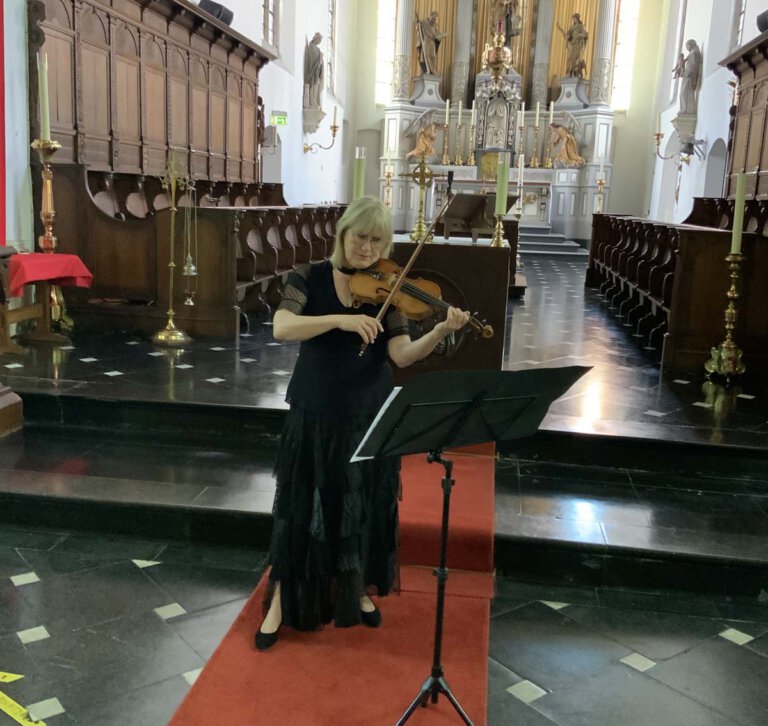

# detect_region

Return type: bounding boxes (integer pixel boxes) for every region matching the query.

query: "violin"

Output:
[349,258,494,339]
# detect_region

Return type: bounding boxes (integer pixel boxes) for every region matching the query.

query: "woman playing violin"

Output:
[257,196,469,650]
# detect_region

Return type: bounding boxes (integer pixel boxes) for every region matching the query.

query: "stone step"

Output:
[519,232,567,243]
[519,240,588,256]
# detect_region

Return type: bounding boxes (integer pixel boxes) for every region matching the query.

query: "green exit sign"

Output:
[271,112,288,125]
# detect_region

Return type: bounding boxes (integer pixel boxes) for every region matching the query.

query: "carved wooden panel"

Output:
[31,0,273,183]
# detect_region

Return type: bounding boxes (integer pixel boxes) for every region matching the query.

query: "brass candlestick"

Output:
[543,129,553,169]
[383,166,394,208]
[453,123,464,166]
[467,124,476,166]
[303,122,340,154]
[441,122,451,165]
[530,125,540,168]
[491,214,505,247]
[517,124,525,160]
[704,252,746,382]
[153,152,192,347]
[596,178,605,213]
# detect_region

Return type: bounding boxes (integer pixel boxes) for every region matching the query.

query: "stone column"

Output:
[450,0,474,105]
[589,0,618,106]
[392,0,415,100]
[531,0,555,105]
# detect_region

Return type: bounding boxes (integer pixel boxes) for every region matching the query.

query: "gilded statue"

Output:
[416,11,448,75]
[550,124,585,168]
[557,14,588,78]
[404,109,437,161]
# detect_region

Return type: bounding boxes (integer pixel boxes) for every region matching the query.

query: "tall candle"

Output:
[445,99,450,126]
[495,152,510,216]
[731,172,746,254]
[519,153,525,177]
[38,52,51,141]
[386,147,391,165]
[470,104,476,127]
[352,147,366,200]
[458,101,463,125]
[599,156,605,177]
[333,106,337,126]
[535,102,540,127]
[549,101,554,125]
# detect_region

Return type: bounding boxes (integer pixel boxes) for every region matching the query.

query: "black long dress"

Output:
[264,261,408,630]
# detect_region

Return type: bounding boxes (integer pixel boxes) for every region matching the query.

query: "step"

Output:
[519,240,588,255]
[519,232,566,243]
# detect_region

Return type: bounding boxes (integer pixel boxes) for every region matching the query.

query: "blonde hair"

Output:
[331,196,393,268]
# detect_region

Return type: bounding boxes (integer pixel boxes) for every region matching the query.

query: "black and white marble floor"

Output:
[0,256,766,725]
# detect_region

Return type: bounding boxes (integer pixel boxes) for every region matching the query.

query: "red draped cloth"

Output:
[8,253,93,297]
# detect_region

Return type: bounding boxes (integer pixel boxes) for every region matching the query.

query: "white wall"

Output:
[4,1,33,250]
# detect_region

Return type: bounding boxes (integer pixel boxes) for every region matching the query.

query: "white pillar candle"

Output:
[458,101,463,125]
[445,99,450,126]
[599,157,605,177]
[470,104,476,127]
[38,52,51,141]
[333,106,337,126]
[535,102,540,127]
[549,101,554,125]
[731,173,746,254]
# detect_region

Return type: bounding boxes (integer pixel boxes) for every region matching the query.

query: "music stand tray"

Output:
[353,367,590,725]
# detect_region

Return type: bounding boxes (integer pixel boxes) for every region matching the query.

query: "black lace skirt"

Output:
[264,406,400,630]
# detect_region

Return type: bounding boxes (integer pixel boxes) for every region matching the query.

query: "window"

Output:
[732,0,747,50]
[328,0,337,94]
[611,0,641,111]
[669,0,687,102]
[375,0,396,106]
[263,0,278,49]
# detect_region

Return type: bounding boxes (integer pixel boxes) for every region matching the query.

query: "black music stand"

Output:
[352,367,590,725]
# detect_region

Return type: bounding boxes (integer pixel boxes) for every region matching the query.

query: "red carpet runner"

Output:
[170,450,495,725]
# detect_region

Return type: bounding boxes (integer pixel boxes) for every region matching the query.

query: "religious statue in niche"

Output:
[676,39,702,115]
[557,13,589,78]
[415,11,448,75]
[404,109,438,161]
[550,124,585,168]
[485,95,510,148]
[490,0,522,48]
[303,32,324,109]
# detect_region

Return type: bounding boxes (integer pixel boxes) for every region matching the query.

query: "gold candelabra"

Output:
[530,125,540,168]
[453,123,464,166]
[596,178,606,213]
[441,122,451,165]
[303,121,340,154]
[491,214,505,247]
[383,166,394,208]
[543,130,553,168]
[654,132,691,165]
[704,252,746,382]
[467,124,476,166]
[153,152,192,347]
[403,156,434,242]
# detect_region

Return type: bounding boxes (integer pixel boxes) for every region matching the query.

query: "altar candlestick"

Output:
[535,102,540,127]
[38,52,51,141]
[495,152,510,216]
[731,173,746,254]
[444,99,450,126]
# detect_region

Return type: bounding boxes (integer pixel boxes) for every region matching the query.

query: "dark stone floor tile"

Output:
[170,596,248,660]
[489,601,631,691]
[16,545,124,578]
[595,588,720,618]
[495,512,605,546]
[143,560,262,614]
[713,597,768,624]
[494,578,599,607]
[562,604,724,660]
[0,545,31,578]
[71,675,189,726]
[153,541,266,572]
[51,531,165,560]
[18,561,173,634]
[534,662,738,726]
[747,632,768,658]
[647,638,768,726]
[487,658,558,726]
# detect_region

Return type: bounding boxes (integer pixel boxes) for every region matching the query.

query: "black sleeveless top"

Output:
[278,262,409,414]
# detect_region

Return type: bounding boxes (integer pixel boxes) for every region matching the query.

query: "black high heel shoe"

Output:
[255,625,280,651]
[360,607,382,628]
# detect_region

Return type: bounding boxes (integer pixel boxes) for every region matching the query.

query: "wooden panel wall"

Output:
[722,30,768,200]
[31,0,273,183]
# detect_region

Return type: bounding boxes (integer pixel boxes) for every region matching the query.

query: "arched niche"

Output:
[704,138,727,198]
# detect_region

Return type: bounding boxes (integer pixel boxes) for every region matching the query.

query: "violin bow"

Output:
[359,171,455,356]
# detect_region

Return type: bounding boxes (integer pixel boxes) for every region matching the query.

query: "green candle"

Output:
[352,147,366,200]
[731,172,746,254]
[495,152,509,216]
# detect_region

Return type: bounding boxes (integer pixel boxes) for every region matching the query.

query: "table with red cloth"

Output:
[7,253,93,298]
